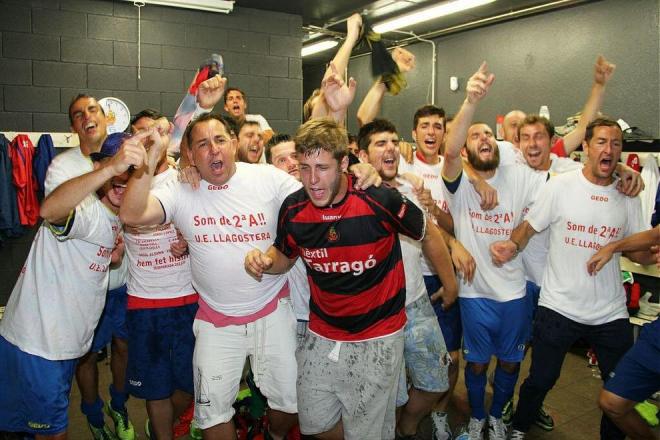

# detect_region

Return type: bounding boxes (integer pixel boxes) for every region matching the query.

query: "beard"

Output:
[467,145,500,172]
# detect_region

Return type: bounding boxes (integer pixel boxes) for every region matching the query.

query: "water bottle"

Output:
[539,105,550,120]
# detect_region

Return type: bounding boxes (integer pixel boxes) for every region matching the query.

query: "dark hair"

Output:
[413,105,445,129]
[130,108,165,126]
[585,117,621,142]
[184,112,233,147]
[357,119,398,152]
[518,114,555,139]
[294,118,347,162]
[223,87,246,105]
[348,134,357,145]
[238,119,260,136]
[68,93,105,125]
[223,115,240,138]
[265,134,292,164]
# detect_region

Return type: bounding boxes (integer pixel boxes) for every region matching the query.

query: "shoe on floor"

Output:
[430,411,453,440]
[488,415,507,440]
[534,405,555,431]
[88,422,118,440]
[104,402,135,440]
[501,399,514,425]
[454,417,485,440]
[508,429,525,439]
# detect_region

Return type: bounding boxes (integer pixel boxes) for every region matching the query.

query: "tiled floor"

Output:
[61,346,660,439]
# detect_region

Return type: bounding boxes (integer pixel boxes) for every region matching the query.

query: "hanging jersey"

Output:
[33,134,57,200]
[9,135,39,226]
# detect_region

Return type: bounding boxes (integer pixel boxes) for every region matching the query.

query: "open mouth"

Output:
[84,121,97,134]
[210,160,224,171]
[383,156,397,167]
[309,188,325,200]
[599,158,613,171]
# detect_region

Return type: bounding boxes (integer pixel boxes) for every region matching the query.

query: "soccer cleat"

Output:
[508,429,526,439]
[88,422,118,440]
[501,399,514,425]
[487,415,507,440]
[104,401,135,440]
[454,417,485,440]
[635,400,659,427]
[534,406,555,431]
[430,411,453,440]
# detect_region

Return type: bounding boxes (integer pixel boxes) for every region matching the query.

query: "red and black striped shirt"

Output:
[274,175,426,341]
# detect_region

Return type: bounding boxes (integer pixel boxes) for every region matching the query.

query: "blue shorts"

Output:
[604,320,660,402]
[524,281,541,343]
[0,335,77,435]
[126,302,198,400]
[424,274,462,352]
[460,296,528,364]
[90,284,129,352]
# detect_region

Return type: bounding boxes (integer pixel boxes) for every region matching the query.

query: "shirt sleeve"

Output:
[50,197,115,246]
[369,185,426,241]
[151,179,181,224]
[273,196,300,259]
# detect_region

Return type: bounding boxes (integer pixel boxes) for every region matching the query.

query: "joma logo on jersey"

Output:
[27,421,51,429]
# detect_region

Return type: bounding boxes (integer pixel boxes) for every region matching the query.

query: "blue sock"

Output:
[490,365,519,418]
[109,383,129,414]
[80,397,105,428]
[465,366,487,420]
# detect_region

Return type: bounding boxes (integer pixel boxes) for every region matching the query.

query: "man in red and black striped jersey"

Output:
[245,118,426,440]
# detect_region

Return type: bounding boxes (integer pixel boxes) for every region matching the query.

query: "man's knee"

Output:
[468,362,488,375]
[497,359,520,374]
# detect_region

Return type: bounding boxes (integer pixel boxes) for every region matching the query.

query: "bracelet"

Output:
[511,239,520,256]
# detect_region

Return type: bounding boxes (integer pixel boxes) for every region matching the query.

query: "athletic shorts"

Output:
[604,320,660,402]
[524,281,541,343]
[403,295,450,393]
[90,284,129,352]
[460,296,528,364]
[0,335,76,435]
[297,331,404,440]
[193,297,298,429]
[424,274,462,351]
[126,302,198,400]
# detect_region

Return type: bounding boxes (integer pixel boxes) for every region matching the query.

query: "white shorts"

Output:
[192,297,298,429]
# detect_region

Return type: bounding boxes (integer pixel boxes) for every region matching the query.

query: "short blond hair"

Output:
[294,118,348,161]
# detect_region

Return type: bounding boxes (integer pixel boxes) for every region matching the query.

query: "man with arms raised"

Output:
[0,133,144,439]
[491,118,646,440]
[441,63,548,440]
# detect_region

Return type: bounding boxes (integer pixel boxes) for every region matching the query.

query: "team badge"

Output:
[327,225,339,242]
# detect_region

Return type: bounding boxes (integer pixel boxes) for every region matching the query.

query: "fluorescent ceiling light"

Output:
[302,40,339,57]
[121,0,234,14]
[373,0,496,33]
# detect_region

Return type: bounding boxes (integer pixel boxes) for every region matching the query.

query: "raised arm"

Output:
[587,226,660,274]
[442,62,495,181]
[489,220,539,266]
[422,221,458,309]
[561,55,615,154]
[40,141,146,225]
[357,80,387,127]
[120,131,168,226]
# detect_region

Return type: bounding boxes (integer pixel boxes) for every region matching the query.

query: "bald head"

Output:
[503,110,526,148]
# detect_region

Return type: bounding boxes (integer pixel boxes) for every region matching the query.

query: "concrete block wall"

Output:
[0,0,303,135]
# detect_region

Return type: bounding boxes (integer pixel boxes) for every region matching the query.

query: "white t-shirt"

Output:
[443,163,547,301]
[44,146,93,196]
[397,178,429,306]
[497,140,525,166]
[0,199,121,360]
[152,163,301,316]
[108,248,129,290]
[288,258,310,321]
[526,170,645,325]
[522,155,582,285]
[245,114,272,132]
[123,168,195,299]
[399,155,450,275]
